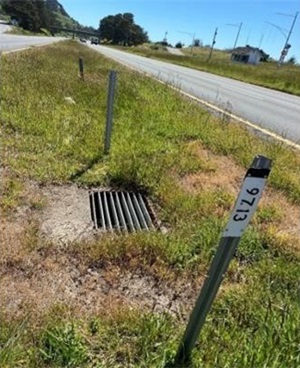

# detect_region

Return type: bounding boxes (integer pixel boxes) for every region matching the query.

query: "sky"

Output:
[59,0,299,61]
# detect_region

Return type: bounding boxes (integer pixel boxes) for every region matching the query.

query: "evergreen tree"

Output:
[99,13,148,46]
[35,0,51,29]
[2,0,51,31]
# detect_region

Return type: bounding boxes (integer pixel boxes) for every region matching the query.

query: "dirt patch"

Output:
[1,181,200,321]
[40,185,95,244]
[166,47,184,56]
[0,219,28,264]
[261,188,300,230]
[0,247,199,320]
[179,149,244,196]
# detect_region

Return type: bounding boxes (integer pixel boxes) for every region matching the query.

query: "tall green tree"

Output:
[99,13,148,46]
[2,0,51,31]
[35,0,52,29]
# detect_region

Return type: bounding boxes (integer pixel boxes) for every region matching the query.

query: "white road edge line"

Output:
[147,70,300,152]
[173,87,300,152]
[96,49,300,152]
[5,43,300,152]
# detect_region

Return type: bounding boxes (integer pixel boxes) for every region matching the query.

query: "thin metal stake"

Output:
[174,155,272,366]
[104,70,117,155]
[79,57,84,80]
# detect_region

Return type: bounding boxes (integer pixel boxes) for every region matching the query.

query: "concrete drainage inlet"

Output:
[89,190,156,232]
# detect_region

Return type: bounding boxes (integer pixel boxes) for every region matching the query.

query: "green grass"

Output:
[1,40,300,367]
[1,266,299,367]
[121,44,300,96]
[1,42,300,200]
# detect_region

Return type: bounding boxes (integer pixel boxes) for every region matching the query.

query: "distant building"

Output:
[231,46,269,65]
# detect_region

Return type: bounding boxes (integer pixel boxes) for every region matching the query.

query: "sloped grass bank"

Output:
[0,41,300,367]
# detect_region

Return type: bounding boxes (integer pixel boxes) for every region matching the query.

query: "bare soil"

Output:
[40,184,95,244]
[1,148,300,322]
[0,180,200,321]
[1,248,198,321]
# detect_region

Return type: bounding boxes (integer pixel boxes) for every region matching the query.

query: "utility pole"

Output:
[278,11,298,66]
[178,31,196,55]
[226,22,243,51]
[191,33,195,55]
[163,31,168,44]
[207,27,218,61]
[233,22,243,49]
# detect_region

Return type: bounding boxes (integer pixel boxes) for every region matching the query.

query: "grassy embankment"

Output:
[0,40,300,367]
[4,26,52,36]
[123,44,300,96]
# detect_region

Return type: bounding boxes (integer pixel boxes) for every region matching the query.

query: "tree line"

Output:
[1,0,54,32]
[1,0,148,46]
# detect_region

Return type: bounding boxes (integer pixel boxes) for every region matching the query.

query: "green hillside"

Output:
[0,0,95,33]
[46,0,79,29]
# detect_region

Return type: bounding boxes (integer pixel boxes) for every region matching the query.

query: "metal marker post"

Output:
[79,57,84,80]
[104,70,117,155]
[174,155,272,365]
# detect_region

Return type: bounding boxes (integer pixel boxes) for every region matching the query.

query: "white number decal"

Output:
[224,178,266,237]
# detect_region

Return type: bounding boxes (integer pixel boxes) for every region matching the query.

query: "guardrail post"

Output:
[104,70,117,155]
[173,154,272,366]
[79,57,84,80]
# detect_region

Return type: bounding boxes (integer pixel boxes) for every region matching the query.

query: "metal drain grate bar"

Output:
[98,192,105,230]
[89,190,155,232]
[137,193,154,229]
[132,193,148,230]
[110,192,119,230]
[126,192,141,231]
[103,191,112,230]
[90,192,98,229]
[121,192,135,231]
[115,192,128,232]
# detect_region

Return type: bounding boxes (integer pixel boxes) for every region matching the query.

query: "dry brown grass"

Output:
[179,146,244,195]
[0,235,198,323]
[178,143,300,247]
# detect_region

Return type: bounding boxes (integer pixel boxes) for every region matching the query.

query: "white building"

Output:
[231,46,267,65]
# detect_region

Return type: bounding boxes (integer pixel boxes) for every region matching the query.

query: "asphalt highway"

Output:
[0,22,64,52]
[1,25,299,147]
[90,45,300,146]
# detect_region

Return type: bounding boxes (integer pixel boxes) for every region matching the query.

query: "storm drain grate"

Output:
[89,190,156,232]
